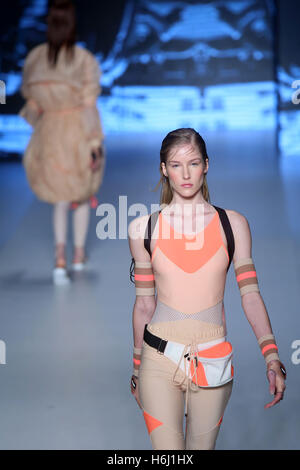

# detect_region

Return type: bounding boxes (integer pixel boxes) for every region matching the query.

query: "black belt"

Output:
[143,324,168,354]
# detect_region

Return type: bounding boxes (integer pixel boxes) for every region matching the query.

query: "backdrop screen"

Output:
[0,0,298,158]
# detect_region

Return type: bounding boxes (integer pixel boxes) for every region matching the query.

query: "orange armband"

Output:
[134,260,155,296]
[234,257,260,297]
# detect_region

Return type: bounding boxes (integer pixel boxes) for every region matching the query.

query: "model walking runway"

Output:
[0,132,299,449]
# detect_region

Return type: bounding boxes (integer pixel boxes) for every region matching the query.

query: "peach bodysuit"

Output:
[136,207,234,450]
[147,207,229,345]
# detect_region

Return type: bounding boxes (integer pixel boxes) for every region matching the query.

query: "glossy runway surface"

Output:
[0,131,299,449]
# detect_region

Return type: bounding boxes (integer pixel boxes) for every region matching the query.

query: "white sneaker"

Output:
[71,262,86,271]
[71,256,87,271]
[53,267,71,285]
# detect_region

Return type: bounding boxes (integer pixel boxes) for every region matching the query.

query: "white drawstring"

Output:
[172,340,201,418]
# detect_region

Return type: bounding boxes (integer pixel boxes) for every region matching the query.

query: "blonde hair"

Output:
[153,128,211,205]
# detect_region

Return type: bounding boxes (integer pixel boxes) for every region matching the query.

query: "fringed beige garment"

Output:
[19,43,105,203]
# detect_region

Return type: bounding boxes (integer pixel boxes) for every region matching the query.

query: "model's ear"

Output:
[161,162,168,178]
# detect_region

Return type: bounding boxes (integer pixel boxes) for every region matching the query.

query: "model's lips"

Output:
[181,184,193,187]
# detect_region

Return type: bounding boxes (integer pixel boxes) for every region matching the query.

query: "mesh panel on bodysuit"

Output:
[150,299,223,326]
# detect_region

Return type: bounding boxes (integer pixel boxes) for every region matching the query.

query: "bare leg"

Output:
[53,201,70,267]
[72,200,90,264]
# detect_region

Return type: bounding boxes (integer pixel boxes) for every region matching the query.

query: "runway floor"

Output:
[0,131,299,449]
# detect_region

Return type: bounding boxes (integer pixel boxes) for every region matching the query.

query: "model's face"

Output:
[162,144,208,197]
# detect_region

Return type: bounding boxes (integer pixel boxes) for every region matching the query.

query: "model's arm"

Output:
[228,210,286,408]
[132,295,156,349]
[128,215,156,408]
[128,215,156,351]
[230,211,274,342]
[80,52,104,149]
[19,50,43,127]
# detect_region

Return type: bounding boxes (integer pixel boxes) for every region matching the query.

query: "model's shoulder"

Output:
[74,43,86,55]
[31,42,47,52]
[128,214,149,238]
[24,43,46,61]
[75,45,100,71]
[224,209,250,230]
[74,44,96,60]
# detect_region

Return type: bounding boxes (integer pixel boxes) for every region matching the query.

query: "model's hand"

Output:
[264,360,286,409]
[130,375,142,409]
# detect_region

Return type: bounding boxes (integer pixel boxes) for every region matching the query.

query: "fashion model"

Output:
[19,0,105,284]
[128,128,286,450]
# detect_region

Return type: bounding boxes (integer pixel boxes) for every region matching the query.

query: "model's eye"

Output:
[191,162,200,166]
[171,164,179,168]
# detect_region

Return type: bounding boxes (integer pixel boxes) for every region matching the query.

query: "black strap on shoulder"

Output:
[144,209,161,258]
[212,205,235,272]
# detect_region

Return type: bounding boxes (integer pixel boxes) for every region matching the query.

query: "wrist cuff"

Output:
[258,334,280,364]
[133,346,142,377]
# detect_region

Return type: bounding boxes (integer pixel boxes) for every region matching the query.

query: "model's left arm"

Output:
[229,210,286,408]
[80,51,104,150]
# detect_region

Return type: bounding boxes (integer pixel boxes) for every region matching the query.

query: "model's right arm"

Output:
[128,216,156,370]
[19,48,43,127]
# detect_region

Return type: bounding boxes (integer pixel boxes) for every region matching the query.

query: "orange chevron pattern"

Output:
[156,211,226,273]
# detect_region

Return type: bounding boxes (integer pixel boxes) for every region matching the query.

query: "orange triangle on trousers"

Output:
[143,410,163,434]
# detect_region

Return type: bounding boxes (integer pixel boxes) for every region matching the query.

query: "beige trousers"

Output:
[139,340,233,450]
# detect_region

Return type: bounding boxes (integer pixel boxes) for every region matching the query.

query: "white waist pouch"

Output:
[164,339,234,387]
